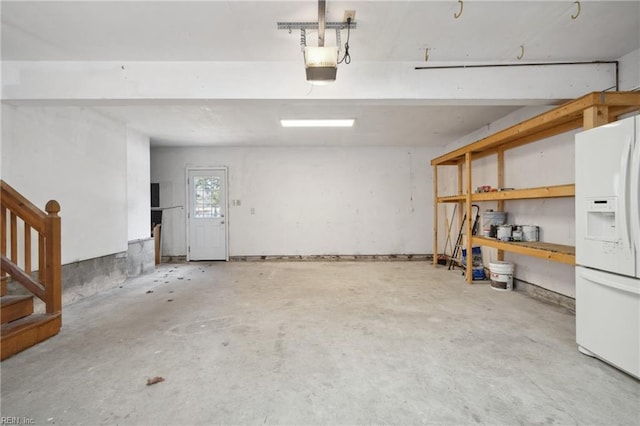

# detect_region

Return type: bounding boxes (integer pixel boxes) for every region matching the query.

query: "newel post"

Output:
[44,200,61,314]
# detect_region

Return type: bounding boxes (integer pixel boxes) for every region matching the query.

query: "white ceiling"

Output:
[91,100,518,147]
[2,1,639,147]
[3,1,638,62]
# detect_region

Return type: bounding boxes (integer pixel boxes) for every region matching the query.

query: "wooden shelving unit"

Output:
[431,91,640,283]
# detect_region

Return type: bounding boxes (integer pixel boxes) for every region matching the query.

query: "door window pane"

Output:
[194,176,221,218]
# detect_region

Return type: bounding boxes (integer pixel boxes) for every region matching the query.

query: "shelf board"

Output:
[472,236,575,265]
[436,184,574,203]
[471,184,574,201]
[437,194,466,203]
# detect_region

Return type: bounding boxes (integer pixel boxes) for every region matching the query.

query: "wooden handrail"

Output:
[0,180,62,314]
[0,181,46,234]
[0,255,46,300]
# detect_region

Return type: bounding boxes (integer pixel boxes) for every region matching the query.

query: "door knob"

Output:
[220,221,225,224]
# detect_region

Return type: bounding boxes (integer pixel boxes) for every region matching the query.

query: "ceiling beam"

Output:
[2,60,615,103]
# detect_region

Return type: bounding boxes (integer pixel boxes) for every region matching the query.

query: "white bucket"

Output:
[522,225,539,242]
[483,211,507,237]
[489,261,514,291]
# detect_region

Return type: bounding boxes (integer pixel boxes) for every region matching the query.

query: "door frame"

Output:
[185,166,229,261]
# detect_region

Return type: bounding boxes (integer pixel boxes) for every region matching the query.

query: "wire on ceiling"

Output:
[300,28,307,51]
[414,61,620,91]
[338,17,352,64]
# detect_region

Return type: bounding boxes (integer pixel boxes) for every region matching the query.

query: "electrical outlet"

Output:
[343,10,356,23]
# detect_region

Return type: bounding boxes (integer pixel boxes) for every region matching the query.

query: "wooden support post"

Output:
[154,224,162,266]
[497,149,505,262]
[457,163,463,233]
[44,201,61,315]
[433,166,438,266]
[583,105,609,129]
[465,152,473,284]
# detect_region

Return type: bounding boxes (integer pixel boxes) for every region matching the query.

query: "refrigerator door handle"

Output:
[620,136,633,250]
[580,267,640,295]
[631,133,640,254]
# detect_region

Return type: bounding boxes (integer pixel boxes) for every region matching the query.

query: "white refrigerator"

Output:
[575,115,640,379]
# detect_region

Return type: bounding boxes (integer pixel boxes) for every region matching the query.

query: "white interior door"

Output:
[187,168,228,261]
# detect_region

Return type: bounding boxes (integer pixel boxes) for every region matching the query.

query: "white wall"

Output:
[437,106,578,297]
[126,128,151,241]
[619,48,640,91]
[151,146,437,257]
[1,105,128,264]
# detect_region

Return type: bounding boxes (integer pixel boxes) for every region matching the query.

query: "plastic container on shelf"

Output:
[483,211,507,238]
[497,225,512,241]
[512,227,523,241]
[522,225,539,242]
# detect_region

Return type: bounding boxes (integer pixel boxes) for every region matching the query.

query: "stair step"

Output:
[1,313,61,361]
[1,295,34,324]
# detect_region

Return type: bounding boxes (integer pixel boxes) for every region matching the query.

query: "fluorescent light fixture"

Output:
[280,119,355,128]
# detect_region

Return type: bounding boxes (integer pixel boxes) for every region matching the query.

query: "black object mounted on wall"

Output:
[151,183,162,236]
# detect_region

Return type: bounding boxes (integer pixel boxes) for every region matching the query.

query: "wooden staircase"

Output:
[1,180,62,360]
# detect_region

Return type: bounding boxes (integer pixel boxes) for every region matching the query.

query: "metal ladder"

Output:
[448,204,480,271]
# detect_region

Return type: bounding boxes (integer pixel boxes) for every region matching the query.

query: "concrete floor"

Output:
[1,261,639,425]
